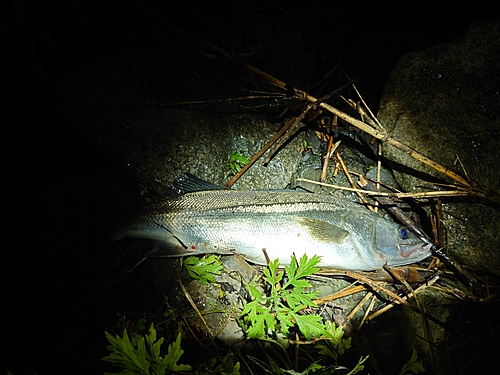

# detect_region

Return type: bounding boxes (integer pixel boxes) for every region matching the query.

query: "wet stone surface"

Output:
[378,21,500,275]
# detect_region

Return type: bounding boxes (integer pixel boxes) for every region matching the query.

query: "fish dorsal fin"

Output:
[297,217,349,244]
[168,173,226,197]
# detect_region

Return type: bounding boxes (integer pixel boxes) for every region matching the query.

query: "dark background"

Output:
[5,1,499,373]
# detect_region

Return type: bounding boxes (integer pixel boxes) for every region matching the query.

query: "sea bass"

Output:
[111,174,432,270]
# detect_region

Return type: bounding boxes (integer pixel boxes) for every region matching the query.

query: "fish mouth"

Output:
[398,242,433,259]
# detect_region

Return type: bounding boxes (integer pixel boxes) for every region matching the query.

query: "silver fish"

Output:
[111,174,432,270]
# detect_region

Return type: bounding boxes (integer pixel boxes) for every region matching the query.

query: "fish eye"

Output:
[398,227,409,239]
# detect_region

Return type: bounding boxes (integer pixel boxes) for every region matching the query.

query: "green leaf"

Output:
[316,321,352,360]
[164,332,191,372]
[246,284,265,302]
[241,255,326,340]
[399,349,425,374]
[283,362,324,375]
[145,323,162,362]
[149,338,164,363]
[184,255,223,285]
[276,309,294,335]
[345,355,369,375]
[292,314,325,341]
[246,313,266,338]
[136,337,147,364]
[264,258,283,286]
[284,254,321,288]
[211,352,241,375]
[247,355,281,374]
[103,324,192,374]
[323,321,344,341]
[229,151,250,175]
[284,288,319,309]
[148,324,157,344]
[102,329,150,374]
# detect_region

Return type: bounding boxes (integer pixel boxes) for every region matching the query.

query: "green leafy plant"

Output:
[162,295,177,322]
[301,140,313,153]
[399,349,425,374]
[316,321,351,361]
[249,352,367,375]
[228,150,250,175]
[240,254,368,374]
[103,254,425,374]
[210,352,241,375]
[184,255,223,285]
[102,323,191,374]
[249,355,330,374]
[241,254,324,340]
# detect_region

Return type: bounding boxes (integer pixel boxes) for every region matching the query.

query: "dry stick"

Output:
[429,284,480,302]
[357,294,378,331]
[177,258,220,351]
[312,284,367,305]
[337,153,376,212]
[342,271,416,310]
[352,84,385,131]
[344,93,384,213]
[316,267,427,283]
[343,271,448,329]
[312,270,419,311]
[384,265,435,368]
[224,116,298,188]
[202,37,499,202]
[344,97,385,133]
[320,132,334,182]
[361,335,384,375]
[359,176,478,289]
[374,142,383,212]
[433,198,444,248]
[367,274,440,321]
[319,116,339,182]
[225,94,324,188]
[263,109,310,165]
[225,89,334,187]
[180,315,215,355]
[263,83,354,166]
[348,291,374,324]
[341,271,450,329]
[178,276,213,337]
[304,92,499,203]
[295,178,471,198]
[311,98,472,183]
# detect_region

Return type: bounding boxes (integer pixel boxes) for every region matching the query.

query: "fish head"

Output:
[366,219,433,267]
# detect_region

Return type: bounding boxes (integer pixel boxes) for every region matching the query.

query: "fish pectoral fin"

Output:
[297,217,349,244]
[146,239,202,258]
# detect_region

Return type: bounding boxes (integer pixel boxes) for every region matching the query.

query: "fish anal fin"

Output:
[297,217,349,244]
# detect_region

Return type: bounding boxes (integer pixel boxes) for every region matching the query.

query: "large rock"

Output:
[87,105,305,193]
[378,21,500,275]
[376,23,500,374]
